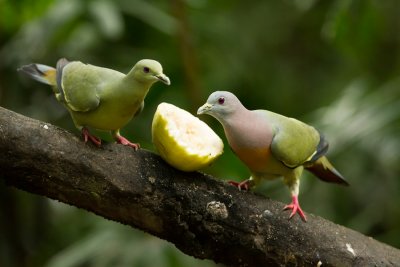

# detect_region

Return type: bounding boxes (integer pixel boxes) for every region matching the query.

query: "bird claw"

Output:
[283,195,307,222]
[228,179,251,191]
[82,128,102,147]
[115,135,140,150]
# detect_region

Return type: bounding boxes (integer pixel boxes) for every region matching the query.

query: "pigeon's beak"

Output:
[155,73,171,85]
[197,103,213,115]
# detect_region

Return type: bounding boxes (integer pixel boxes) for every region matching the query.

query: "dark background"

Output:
[1,0,399,266]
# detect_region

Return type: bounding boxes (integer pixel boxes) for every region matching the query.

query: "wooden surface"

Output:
[0,106,399,267]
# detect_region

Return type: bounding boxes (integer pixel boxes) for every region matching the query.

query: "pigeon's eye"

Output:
[218,97,225,105]
[143,67,150,73]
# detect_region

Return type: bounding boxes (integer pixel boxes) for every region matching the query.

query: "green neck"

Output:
[122,71,155,97]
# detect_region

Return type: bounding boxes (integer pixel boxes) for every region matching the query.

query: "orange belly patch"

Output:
[235,147,272,173]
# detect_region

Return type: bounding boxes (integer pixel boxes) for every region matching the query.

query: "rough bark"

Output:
[0,106,399,267]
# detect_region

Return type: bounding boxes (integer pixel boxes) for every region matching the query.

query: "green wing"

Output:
[60,61,124,112]
[267,112,320,168]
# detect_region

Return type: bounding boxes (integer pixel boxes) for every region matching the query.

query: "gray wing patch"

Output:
[56,58,70,102]
[307,131,329,163]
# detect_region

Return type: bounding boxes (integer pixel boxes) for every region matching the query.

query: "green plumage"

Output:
[62,61,143,131]
[18,58,170,148]
[258,110,320,168]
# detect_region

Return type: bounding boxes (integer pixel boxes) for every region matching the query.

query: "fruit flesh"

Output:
[152,103,223,172]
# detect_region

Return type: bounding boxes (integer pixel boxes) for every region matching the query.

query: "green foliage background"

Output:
[0,0,399,266]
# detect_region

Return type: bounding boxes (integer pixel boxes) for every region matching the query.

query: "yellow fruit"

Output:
[152,102,224,172]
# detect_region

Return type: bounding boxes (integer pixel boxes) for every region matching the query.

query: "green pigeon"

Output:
[18,58,170,149]
[197,91,348,222]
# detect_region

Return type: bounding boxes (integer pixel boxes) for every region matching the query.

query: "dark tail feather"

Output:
[306,156,349,186]
[18,63,56,86]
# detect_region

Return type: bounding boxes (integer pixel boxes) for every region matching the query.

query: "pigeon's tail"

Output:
[18,63,57,86]
[306,156,349,186]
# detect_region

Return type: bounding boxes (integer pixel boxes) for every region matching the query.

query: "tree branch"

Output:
[0,106,399,267]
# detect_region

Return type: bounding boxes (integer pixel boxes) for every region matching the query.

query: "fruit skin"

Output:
[152,103,223,172]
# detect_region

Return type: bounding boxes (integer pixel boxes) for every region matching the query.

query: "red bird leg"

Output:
[81,127,101,147]
[114,134,140,150]
[228,179,251,191]
[283,195,307,222]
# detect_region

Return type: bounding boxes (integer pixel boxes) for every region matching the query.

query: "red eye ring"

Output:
[218,97,225,104]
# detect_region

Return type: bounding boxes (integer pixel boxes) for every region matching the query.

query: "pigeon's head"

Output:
[132,59,170,85]
[197,91,243,120]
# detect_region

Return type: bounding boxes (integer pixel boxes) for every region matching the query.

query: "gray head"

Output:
[131,59,170,85]
[197,91,245,121]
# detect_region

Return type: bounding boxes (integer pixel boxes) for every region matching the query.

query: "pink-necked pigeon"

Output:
[197,91,348,222]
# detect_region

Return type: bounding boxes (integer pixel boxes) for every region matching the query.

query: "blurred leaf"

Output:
[0,0,84,65]
[44,217,216,267]
[45,227,116,267]
[89,0,124,40]
[314,78,400,157]
[290,0,317,11]
[118,0,177,35]
[0,0,54,34]
[309,77,400,245]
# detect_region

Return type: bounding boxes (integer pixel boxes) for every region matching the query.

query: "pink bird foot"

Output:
[228,179,251,191]
[82,127,102,147]
[283,195,307,222]
[115,135,140,150]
